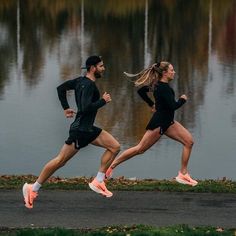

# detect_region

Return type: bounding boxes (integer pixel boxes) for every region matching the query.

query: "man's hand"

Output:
[102,92,112,103]
[180,94,187,101]
[64,108,76,118]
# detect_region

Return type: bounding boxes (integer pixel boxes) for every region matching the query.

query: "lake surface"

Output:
[0,0,236,180]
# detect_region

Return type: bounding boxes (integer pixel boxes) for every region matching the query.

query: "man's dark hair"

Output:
[81,55,102,70]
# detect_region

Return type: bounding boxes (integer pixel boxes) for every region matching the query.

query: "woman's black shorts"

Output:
[65,126,102,149]
[146,112,174,134]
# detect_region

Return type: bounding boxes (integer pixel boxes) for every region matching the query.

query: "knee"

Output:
[110,142,121,155]
[136,145,146,155]
[185,137,194,148]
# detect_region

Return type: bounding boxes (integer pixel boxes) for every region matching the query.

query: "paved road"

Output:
[0,190,236,229]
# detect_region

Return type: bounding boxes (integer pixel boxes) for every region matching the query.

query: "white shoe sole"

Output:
[22,183,33,208]
[22,183,28,199]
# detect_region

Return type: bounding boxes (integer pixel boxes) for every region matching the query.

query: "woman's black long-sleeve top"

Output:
[137,82,186,133]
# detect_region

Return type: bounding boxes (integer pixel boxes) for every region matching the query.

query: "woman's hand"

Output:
[151,104,156,112]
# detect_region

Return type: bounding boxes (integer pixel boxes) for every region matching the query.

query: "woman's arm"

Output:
[161,86,186,110]
[137,86,155,107]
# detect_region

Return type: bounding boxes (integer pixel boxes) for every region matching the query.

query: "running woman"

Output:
[106,62,198,186]
[23,55,120,209]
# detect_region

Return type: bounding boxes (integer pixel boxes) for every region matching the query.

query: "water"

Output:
[0,0,236,180]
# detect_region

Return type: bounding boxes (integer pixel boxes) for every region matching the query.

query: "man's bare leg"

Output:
[36,144,78,184]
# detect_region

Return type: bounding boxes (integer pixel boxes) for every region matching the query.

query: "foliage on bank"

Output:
[0,225,235,236]
[1,175,236,193]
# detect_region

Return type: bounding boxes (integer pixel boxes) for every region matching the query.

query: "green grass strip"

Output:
[1,175,236,193]
[0,225,235,236]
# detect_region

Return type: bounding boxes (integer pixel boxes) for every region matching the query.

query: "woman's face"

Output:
[165,64,175,81]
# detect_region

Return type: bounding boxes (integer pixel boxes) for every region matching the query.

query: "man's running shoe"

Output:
[22,183,38,209]
[105,166,113,179]
[89,178,113,197]
[175,171,198,186]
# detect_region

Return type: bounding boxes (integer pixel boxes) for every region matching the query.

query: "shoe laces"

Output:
[101,182,112,194]
[29,189,38,201]
[31,191,38,198]
[99,182,108,191]
[184,173,196,183]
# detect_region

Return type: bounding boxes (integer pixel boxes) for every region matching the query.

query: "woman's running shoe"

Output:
[105,166,113,179]
[175,171,198,186]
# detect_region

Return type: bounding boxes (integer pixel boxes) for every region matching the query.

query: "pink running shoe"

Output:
[175,171,198,186]
[89,178,113,197]
[105,166,113,179]
[22,183,38,209]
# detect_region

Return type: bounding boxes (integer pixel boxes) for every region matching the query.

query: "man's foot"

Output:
[22,183,38,208]
[175,171,198,186]
[89,178,113,197]
[105,166,113,179]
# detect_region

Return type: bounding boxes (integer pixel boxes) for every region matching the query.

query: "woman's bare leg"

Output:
[111,127,162,169]
[164,121,194,174]
[36,144,78,184]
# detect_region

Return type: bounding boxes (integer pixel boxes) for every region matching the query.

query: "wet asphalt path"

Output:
[0,190,236,229]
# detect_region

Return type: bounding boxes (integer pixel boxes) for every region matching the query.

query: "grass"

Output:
[1,175,236,193]
[0,225,235,236]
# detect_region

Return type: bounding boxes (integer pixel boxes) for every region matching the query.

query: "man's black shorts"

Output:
[65,126,102,149]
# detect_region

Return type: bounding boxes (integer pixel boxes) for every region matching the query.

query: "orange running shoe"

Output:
[89,178,113,197]
[22,183,38,209]
[175,171,198,186]
[105,166,113,179]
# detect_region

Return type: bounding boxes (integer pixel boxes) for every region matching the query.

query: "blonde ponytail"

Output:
[124,62,170,87]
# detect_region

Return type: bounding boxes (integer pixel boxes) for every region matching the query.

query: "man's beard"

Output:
[94,71,102,79]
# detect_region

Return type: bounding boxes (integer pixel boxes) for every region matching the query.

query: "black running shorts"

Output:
[65,126,102,149]
[146,112,174,134]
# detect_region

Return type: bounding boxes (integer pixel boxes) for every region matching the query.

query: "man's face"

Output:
[94,61,105,78]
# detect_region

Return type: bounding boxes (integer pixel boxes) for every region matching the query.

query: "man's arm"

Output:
[57,78,77,110]
[80,83,106,113]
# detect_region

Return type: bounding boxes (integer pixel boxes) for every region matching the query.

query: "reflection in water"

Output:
[144,0,151,68]
[80,0,85,67]
[208,0,213,81]
[17,0,21,80]
[0,0,236,180]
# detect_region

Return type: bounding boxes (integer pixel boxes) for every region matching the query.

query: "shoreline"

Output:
[1,175,236,193]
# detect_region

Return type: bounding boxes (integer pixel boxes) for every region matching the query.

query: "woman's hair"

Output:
[124,61,170,87]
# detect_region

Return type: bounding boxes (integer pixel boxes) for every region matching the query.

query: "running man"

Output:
[106,62,198,186]
[23,55,120,209]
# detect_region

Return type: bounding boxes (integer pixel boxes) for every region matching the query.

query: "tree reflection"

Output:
[0,0,235,143]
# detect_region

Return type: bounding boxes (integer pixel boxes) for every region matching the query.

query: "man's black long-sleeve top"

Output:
[57,76,106,132]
